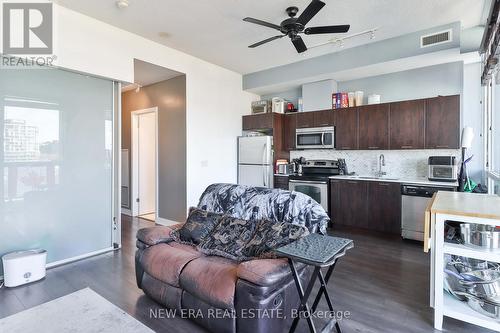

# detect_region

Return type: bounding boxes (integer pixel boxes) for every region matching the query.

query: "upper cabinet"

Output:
[335,108,358,150]
[425,95,460,149]
[242,113,274,130]
[313,110,335,127]
[358,104,390,150]
[283,114,297,151]
[389,100,425,149]
[242,94,460,152]
[295,112,315,128]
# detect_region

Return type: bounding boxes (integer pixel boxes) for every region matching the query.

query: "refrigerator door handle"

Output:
[262,143,267,187]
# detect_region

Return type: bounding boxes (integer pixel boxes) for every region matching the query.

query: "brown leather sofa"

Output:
[135,184,330,333]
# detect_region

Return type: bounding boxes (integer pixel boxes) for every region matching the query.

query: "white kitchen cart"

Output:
[425,191,500,331]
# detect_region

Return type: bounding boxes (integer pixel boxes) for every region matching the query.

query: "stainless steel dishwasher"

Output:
[401,184,456,241]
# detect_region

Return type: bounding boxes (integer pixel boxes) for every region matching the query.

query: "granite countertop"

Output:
[329,175,458,187]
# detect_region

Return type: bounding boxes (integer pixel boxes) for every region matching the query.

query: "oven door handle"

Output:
[289,179,328,184]
[321,132,325,146]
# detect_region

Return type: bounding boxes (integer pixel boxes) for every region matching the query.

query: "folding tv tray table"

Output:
[276,233,354,333]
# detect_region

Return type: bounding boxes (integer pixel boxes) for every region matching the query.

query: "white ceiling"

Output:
[55,0,491,74]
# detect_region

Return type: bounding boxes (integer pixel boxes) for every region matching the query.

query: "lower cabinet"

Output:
[330,179,401,234]
[273,176,289,190]
[367,182,401,233]
[330,179,368,228]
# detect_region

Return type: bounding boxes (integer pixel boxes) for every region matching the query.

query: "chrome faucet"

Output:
[377,154,386,177]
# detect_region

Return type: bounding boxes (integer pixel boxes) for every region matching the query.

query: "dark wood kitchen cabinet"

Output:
[273,175,289,190]
[389,100,425,149]
[367,181,401,233]
[334,108,358,150]
[425,95,460,149]
[242,113,274,130]
[283,113,297,150]
[330,179,368,228]
[313,110,335,127]
[295,112,315,128]
[358,104,390,150]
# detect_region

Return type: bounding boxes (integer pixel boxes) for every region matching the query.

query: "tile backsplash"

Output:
[290,149,460,179]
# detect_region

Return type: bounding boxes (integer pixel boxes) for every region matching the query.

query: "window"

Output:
[485,68,500,195]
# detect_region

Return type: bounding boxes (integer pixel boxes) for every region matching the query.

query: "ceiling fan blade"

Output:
[292,36,307,53]
[243,17,281,31]
[248,35,285,48]
[304,24,350,35]
[297,0,325,26]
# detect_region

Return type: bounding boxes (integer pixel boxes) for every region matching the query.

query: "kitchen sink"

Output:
[356,176,400,181]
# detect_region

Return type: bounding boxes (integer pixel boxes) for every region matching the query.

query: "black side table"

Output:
[275,233,354,333]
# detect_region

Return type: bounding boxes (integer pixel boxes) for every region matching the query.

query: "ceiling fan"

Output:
[243,0,350,53]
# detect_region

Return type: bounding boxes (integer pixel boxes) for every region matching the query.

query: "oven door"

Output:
[296,127,334,149]
[289,180,329,212]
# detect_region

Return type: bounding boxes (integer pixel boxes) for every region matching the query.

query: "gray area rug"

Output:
[0,287,154,333]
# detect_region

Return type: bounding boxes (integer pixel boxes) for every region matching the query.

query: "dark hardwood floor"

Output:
[0,216,492,333]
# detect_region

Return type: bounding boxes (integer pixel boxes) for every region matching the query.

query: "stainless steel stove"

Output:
[288,160,340,213]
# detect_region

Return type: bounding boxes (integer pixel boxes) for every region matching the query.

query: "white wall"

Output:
[337,62,463,104]
[52,5,259,209]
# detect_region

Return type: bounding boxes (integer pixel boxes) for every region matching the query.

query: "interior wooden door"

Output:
[137,111,156,215]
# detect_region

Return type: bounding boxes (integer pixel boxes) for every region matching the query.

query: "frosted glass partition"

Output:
[0,68,115,275]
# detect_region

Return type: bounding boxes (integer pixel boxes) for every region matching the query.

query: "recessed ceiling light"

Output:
[116,0,129,9]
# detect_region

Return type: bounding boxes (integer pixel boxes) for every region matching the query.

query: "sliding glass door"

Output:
[0,67,116,275]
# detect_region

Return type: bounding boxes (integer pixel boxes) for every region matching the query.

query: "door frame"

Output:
[131,107,158,218]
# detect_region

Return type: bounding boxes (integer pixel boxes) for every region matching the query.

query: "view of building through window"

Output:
[3,103,60,201]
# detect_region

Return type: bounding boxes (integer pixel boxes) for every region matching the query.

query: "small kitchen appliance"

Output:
[428,156,458,182]
[2,249,47,287]
[272,97,288,114]
[296,126,335,149]
[251,100,271,114]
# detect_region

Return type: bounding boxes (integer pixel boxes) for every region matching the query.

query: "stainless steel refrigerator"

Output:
[237,136,273,188]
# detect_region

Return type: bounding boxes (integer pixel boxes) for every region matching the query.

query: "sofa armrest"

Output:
[236,258,306,287]
[136,224,182,247]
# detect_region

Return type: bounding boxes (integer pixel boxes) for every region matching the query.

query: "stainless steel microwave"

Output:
[296,126,335,149]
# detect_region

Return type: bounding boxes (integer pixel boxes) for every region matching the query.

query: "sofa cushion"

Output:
[137,224,182,246]
[141,243,201,287]
[197,215,257,261]
[243,220,310,258]
[172,207,224,245]
[180,256,238,310]
[236,258,292,286]
[197,183,330,234]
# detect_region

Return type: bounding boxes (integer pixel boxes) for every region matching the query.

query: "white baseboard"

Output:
[156,217,182,226]
[121,208,132,216]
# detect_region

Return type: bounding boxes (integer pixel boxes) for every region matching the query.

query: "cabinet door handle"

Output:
[401,145,413,149]
[378,183,390,186]
[341,147,351,149]
[368,146,379,149]
[435,145,449,148]
[347,181,358,184]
